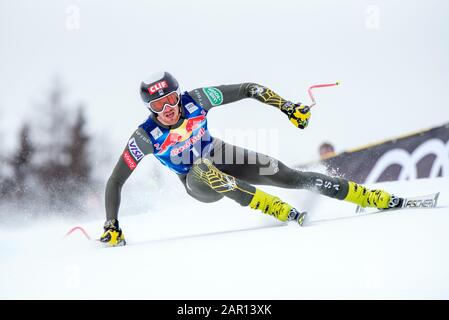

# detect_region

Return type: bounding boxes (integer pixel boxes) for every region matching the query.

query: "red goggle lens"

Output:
[149,91,180,113]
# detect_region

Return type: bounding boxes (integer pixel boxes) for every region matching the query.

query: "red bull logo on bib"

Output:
[154,114,207,155]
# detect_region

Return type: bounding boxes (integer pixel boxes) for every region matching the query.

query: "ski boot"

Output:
[249,189,307,225]
[380,194,404,211]
[287,208,307,226]
[345,182,403,209]
[100,219,126,247]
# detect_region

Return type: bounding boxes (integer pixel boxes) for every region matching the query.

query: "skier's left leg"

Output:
[186,158,305,223]
[210,141,400,210]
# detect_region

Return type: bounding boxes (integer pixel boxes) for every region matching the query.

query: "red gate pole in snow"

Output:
[65,226,91,240]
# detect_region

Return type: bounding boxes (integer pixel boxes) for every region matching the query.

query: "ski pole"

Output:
[307,82,340,108]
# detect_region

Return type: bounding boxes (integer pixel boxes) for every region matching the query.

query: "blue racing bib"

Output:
[139,92,214,174]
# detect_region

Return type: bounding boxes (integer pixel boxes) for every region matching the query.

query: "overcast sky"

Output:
[1,0,449,168]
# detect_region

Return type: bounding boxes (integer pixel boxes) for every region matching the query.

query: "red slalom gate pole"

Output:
[307,81,340,108]
[65,226,91,240]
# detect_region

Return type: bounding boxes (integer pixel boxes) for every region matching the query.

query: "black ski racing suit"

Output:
[105,83,349,221]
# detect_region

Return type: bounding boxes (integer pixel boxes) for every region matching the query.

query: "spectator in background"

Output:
[319,142,336,160]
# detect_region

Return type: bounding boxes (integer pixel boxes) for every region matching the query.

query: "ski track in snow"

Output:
[1,177,448,299]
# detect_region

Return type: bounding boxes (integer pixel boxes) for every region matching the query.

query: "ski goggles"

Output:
[148,91,181,114]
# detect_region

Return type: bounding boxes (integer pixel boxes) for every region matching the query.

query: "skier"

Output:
[100,72,401,246]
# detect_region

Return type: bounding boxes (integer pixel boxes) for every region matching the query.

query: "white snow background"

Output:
[1,177,448,299]
[1,0,449,300]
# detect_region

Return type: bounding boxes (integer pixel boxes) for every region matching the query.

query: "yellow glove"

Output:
[100,219,126,247]
[281,102,311,129]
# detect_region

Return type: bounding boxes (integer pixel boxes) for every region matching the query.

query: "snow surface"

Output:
[1,177,448,299]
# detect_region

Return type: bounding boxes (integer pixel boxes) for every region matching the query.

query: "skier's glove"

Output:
[100,219,126,247]
[281,102,311,129]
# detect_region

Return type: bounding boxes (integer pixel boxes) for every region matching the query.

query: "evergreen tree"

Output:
[33,79,93,213]
[1,79,95,216]
[66,105,91,185]
[12,123,35,198]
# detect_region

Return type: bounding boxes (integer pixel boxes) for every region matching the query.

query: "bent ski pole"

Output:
[307,82,340,108]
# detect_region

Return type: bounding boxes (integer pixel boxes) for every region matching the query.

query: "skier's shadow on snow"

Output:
[306,204,449,226]
[127,223,287,247]
[125,205,448,246]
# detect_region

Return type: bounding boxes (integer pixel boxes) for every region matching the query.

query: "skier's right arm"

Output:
[102,128,153,246]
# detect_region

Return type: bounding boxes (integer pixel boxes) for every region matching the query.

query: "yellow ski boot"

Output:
[344,182,400,209]
[249,189,307,225]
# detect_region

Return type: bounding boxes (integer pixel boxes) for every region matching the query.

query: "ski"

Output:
[303,192,442,227]
[355,192,440,214]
